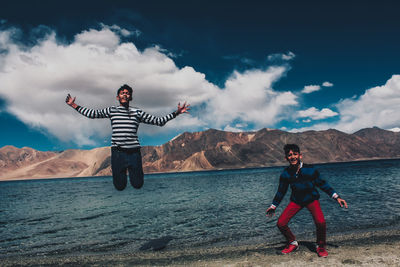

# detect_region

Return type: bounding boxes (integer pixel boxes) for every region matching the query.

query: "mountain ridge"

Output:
[1,127,400,180]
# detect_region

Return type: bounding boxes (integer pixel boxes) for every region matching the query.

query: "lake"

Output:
[1,159,400,257]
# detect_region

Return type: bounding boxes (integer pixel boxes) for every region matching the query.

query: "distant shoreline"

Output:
[1,156,400,182]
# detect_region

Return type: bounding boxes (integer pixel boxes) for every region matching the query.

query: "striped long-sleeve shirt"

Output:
[75,105,176,149]
[271,163,338,207]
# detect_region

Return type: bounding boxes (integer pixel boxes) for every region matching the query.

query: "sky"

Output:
[0,0,399,151]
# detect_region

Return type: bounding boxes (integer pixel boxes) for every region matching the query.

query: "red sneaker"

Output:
[316,246,328,257]
[281,243,299,254]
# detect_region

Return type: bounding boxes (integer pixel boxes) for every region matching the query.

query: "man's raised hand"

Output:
[176,102,190,115]
[65,94,78,109]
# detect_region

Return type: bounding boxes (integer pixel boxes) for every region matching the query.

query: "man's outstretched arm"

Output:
[65,94,110,119]
[139,102,190,126]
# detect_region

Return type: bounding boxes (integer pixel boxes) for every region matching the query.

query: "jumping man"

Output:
[65,84,190,191]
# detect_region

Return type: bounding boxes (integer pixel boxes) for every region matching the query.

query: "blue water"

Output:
[1,159,400,257]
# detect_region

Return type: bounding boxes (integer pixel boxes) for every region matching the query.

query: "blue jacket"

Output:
[272,163,337,207]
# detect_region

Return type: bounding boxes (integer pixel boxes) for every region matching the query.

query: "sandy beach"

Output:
[2,229,400,266]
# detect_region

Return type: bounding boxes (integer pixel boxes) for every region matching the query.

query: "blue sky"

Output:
[0,0,399,151]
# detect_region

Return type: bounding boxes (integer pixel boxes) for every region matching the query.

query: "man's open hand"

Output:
[266,207,276,217]
[65,94,78,109]
[337,197,348,208]
[176,102,190,115]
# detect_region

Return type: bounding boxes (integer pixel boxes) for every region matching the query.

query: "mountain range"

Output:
[1,127,399,180]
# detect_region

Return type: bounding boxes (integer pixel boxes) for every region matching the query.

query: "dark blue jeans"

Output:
[111,147,144,191]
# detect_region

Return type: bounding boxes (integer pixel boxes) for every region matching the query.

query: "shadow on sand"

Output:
[274,240,340,254]
[139,235,174,251]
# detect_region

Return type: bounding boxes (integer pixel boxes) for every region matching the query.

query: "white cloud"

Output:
[298,107,338,120]
[240,57,256,65]
[389,127,400,132]
[223,125,244,132]
[0,24,293,147]
[268,51,295,61]
[331,75,400,132]
[282,51,296,60]
[223,123,248,132]
[74,26,121,49]
[291,75,400,133]
[301,81,331,94]
[322,81,333,87]
[205,67,297,129]
[0,25,217,146]
[301,85,321,94]
[108,24,141,37]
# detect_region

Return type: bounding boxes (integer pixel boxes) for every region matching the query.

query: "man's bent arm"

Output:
[314,169,337,198]
[271,176,289,208]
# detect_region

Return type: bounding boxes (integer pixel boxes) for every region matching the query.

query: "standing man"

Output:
[65,84,190,191]
[266,144,348,257]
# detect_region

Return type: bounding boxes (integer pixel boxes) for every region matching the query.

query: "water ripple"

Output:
[74,210,118,221]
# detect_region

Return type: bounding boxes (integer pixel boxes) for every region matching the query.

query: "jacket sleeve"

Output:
[272,175,289,207]
[137,110,176,126]
[313,169,337,198]
[75,106,111,119]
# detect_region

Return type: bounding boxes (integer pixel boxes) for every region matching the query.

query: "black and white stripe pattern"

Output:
[76,105,176,149]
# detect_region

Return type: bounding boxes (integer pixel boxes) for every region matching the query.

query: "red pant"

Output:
[277,200,326,246]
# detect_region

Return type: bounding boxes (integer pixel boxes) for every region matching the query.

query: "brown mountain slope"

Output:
[0,146,57,171]
[1,127,399,180]
[141,127,400,172]
[0,147,110,180]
